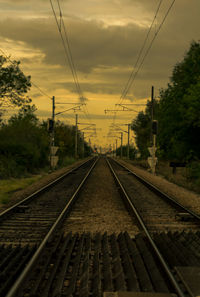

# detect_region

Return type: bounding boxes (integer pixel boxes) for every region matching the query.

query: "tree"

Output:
[131,99,159,158]
[54,121,92,163]
[158,41,200,160]
[0,55,31,111]
[0,106,49,177]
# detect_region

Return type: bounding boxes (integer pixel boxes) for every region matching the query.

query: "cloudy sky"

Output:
[0,0,200,148]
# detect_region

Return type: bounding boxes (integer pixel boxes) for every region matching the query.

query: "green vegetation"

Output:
[131,41,200,186]
[0,54,92,180]
[116,145,137,159]
[0,55,31,112]
[54,121,91,163]
[0,175,43,204]
[0,106,49,178]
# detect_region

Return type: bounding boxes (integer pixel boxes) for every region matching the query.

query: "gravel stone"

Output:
[63,157,139,235]
[118,159,200,214]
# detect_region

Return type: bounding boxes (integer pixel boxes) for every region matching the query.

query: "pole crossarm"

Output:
[110,123,130,134]
[78,123,95,125]
[107,135,121,139]
[110,128,127,133]
[55,104,83,115]
[79,125,96,131]
[56,102,86,105]
[115,104,138,112]
[81,127,97,131]
[115,103,146,106]
[104,109,117,114]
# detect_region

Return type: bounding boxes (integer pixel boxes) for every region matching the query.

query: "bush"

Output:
[0,107,49,178]
[186,161,200,181]
[59,156,76,167]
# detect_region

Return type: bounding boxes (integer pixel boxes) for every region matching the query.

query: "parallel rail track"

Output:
[0,157,99,297]
[1,156,200,297]
[107,157,200,297]
[0,157,97,245]
[108,157,200,232]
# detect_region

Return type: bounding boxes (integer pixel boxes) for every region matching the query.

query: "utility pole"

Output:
[109,123,131,159]
[120,132,123,158]
[151,86,154,144]
[52,95,55,146]
[82,132,84,158]
[116,139,117,157]
[75,114,78,159]
[147,86,157,175]
[49,96,56,170]
[127,124,130,159]
[89,138,92,155]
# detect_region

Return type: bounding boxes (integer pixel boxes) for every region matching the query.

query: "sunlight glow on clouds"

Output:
[0,0,200,146]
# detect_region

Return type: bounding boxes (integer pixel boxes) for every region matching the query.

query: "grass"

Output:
[0,157,80,205]
[0,175,43,204]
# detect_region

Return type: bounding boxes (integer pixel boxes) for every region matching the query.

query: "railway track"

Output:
[1,156,200,297]
[108,157,200,233]
[0,157,97,245]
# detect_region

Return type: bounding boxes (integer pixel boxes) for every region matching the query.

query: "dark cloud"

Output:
[0,0,200,100]
[0,16,180,73]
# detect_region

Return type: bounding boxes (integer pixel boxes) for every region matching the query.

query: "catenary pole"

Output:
[151,86,154,144]
[127,124,130,159]
[75,114,78,159]
[82,132,84,158]
[120,132,123,158]
[52,96,55,146]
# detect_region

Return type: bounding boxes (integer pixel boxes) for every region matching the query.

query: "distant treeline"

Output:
[0,106,91,178]
[0,55,91,178]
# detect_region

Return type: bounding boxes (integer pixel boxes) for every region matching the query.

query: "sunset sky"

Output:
[1,0,200,149]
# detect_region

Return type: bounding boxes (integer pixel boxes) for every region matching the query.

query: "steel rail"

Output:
[111,158,200,221]
[0,157,95,220]
[106,158,185,297]
[6,157,99,297]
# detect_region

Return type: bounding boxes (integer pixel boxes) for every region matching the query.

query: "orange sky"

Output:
[1,0,200,149]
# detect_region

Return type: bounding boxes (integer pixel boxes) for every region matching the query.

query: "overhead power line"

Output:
[120,0,163,102]
[49,0,83,99]
[112,0,176,124]
[50,0,93,125]
[31,82,52,99]
[121,0,176,102]
[126,0,176,95]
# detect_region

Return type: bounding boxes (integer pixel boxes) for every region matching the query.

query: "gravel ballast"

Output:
[118,159,200,214]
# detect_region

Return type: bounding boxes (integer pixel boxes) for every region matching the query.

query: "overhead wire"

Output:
[120,0,163,102]
[49,0,83,98]
[112,0,176,125]
[56,0,83,98]
[124,0,176,97]
[50,0,94,128]
[112,0,163,124]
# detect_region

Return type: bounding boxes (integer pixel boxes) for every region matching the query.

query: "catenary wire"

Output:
[56,0,92,124]
[125,0,176,97]
[50,0,93,125]
[120,0,163,102]
[112,0,163,123]
[112,0,176,125]
[49,0,83,99]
